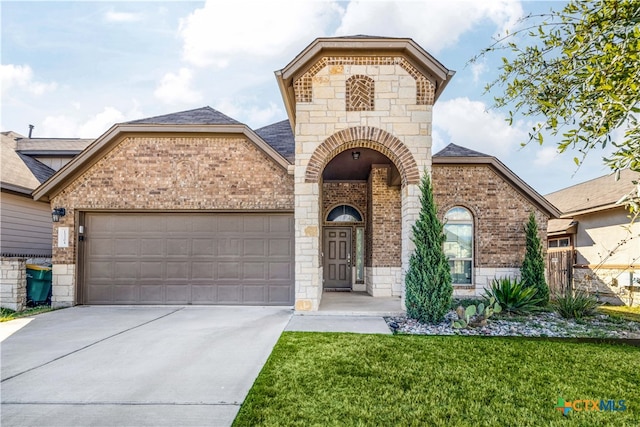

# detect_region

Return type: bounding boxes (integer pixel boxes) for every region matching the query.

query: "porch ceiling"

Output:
[322,148,396,181]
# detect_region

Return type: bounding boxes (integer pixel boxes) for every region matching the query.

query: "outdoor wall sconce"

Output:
[52,207,66,222]
[352,151,361,160]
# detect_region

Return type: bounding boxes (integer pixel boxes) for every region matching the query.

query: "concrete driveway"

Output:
[1,306,292,427]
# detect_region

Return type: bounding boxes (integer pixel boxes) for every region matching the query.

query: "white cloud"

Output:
[433,97,526,156]
[213,98,283,128]
[41,104,141,138]
[470,59,487,84]
[534,146,559,166]
[335,0,523,53]
[178,1,343,68]
[154,68,203,104]
[104,10,142,23]
[1,64,57,95]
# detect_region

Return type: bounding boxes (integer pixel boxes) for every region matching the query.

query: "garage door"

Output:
[82,213,294,305]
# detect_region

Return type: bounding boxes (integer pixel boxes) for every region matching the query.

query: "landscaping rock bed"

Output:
[385,311,640,338]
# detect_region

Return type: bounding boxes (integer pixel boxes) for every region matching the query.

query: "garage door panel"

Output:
[191,262,215,280]
[243,262,265,279]
[243,285,266,303]
[88,239,113,257]
[269,239,291,256]
[83,213,293,305]
[218,239,241,256]
[88,261,113,280]
[244,239,266,256]
[166,262,188,279]
[192,285,216,303]
[192,239,216,256]
[166,285,190,303]
[218,262,240,279]
[141,239,164,256]
[113,262,138,280]
[140,262,163,279]
[269,262,292,280]
[140,285,164,304]
[269,285,292,304]
[217,216,242,232]
[112,285,138,303]
[244,216,266,232]
[217,285,241,303]
[114,239,139,256]
[167,239,189,256]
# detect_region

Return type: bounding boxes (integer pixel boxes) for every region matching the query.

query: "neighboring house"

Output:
[0,131,92,310]
[546,169,640,306]
[32,36,559,310]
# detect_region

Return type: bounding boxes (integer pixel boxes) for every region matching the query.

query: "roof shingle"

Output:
[254,120,294,162]
[433,143,489,157]
[126,106,241,125]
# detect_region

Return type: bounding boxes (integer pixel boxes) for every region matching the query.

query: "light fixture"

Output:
[52,207,66,222]
[352,151,361,160]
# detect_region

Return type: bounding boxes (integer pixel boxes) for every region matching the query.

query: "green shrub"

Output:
[405,173,452,324]
[485,276,544,314]
[553,291,600,320]
[521,213,549,305]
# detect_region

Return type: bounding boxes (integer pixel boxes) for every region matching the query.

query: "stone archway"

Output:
[305,126,420,186]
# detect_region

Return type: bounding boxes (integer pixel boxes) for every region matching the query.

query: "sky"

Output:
[1,0,618,195]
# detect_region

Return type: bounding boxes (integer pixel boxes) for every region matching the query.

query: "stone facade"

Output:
[293,56,433,310]
[432,164,549,295]
[49,135,293,307]
[0,258,27,311]
[574,267,639,307]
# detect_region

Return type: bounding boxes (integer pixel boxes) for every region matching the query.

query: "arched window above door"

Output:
[326,205,363,222]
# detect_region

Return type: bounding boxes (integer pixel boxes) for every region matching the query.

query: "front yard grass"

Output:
[0,305,53,322]
[598,305,640,323]
[234,333,639,427]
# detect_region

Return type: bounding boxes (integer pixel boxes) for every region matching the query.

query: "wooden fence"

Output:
[547,249,573,296]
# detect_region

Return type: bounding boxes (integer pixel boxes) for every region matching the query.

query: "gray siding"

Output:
[0,192,52,257]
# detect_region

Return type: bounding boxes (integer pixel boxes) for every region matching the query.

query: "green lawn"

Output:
[0,305,53,322]
[234,333,639,427]
[598,305,640,323]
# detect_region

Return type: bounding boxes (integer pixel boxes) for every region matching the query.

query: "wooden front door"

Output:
[323,227,352,289]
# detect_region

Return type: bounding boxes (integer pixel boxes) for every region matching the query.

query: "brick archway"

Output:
[305,126,420,186]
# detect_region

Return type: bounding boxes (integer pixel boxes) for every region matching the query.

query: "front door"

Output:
[323,227,352,289]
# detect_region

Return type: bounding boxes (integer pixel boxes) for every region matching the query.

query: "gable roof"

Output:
[16,152,56,184]
[433,143,561,218]
[254,120,295,162]
[15,137,93,154]
[33,107,292,202]
[275,36,455,129]
[126,106,241,125]
[1,133,42,194]
[433,143,488,158]
[545,168,638,217]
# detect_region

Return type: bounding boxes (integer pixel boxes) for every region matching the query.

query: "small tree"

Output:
[405,173,453,323]
[521,212,549,305]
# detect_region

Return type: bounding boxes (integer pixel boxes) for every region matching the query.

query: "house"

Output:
[546,169,640,306]
[0,130,92,310]
[32,36,559,310]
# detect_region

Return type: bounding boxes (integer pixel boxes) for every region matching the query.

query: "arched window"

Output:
[443,207,473,285]
[346,75,375,111]
[326,205,363,222]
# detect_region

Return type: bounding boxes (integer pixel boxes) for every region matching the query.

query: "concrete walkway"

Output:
[286,315,392,334]
[1,306,291,427]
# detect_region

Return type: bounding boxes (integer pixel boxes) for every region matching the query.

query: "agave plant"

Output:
[484,277,545,314]
[552,291,600,320]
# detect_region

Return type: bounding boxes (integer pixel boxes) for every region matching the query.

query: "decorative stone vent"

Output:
[346,75,375,111]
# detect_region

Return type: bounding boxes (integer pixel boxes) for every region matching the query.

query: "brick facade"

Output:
[49,135,293,306]
[322,182,367,222]
[432,163,549,293]
[368,166,401,268]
